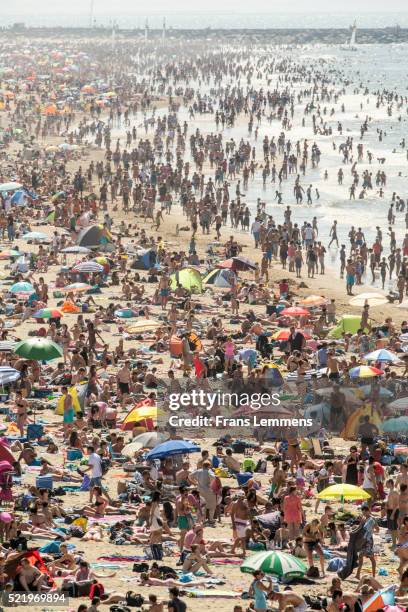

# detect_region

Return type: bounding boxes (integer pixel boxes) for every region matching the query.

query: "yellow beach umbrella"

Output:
[299,295,328,306]
[317,483,371,501]
[126,319,161,333]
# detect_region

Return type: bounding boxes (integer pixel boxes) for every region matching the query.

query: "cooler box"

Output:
[170,335,183,358]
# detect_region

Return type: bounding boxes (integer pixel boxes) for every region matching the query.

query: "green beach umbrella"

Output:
[14,338,63,361]
[240,551,306,579]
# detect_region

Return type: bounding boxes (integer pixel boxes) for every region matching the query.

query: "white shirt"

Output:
[88,452,102,478]
[304,227,314,240]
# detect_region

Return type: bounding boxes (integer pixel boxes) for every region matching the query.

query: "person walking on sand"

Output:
[329,220,339,247]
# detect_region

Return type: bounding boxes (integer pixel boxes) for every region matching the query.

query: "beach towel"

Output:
[210,558,242,565]
[98,555,147,562]
[184,589,240,598]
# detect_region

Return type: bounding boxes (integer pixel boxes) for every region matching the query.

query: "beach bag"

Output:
[132,562,149,573]
[327,558,345,572]
[306,566,320,578]
[126,592,145,607]
[150,543,163,560]
[101,457,111,475]
[80,475,91,491]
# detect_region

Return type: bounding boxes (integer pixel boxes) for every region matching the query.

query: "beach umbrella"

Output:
[146,440,201,460]
[21,231,49,242]
[61,246,91,254]
[77,224,104,248]
[299,295,328,306]
[357,384,393,400]
[0,341,16,352]
[126,320,161,333]
[363,586,396,612]
[32,308,63,319]
[240,551,306,579]
[0,182,22,192]
[122,432,169,456]
[121,405,165,431]
[217,256,256,272]
[0,250,20,259]
[382,417,408,433]
[387,397,408,412]
[316,484,371,501]
[9,281,34,295]
[14,338,63,361]
[349,293,388,307]
[272,328,311,341]
[72,261,104,273]
[63,283,92,293]
[349,365,384,378]
[115,308,137,318]
[280,306,310,317]
[364,349,400,363]
[0,367,20,385]
[316,387,363,406]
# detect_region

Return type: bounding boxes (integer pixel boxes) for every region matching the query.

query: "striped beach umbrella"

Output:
[0,341,16,352]
[364,349,400,363]
[240,551,306,579]
[72,261,104,273]
[61,246,91,254]
[0,367,20,385]
[33,308,63,319]
[349,365,384,378]
[363,586,395,611]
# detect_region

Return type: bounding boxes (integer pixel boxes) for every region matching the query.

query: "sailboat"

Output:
[341,21,357,51]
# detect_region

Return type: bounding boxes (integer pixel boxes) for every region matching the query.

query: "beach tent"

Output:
[169,332,203,358]
[328,315,372,339]
[131,248,157,270]
[170,268,202,293]
[341,405,382,439]
[202,268,236,289]
[77,224,111,248]
[121,398,158,431]
[55,387,81,415]
[262,363,284,387]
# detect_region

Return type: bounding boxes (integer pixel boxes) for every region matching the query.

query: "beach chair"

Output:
[241,458,256,472]
[310,438,334,460]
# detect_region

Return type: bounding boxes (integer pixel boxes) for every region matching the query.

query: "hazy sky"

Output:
[2,0,408,15]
